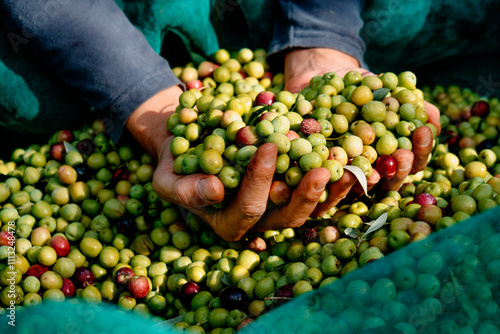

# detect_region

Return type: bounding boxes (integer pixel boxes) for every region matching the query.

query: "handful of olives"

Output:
[168,48,437,208]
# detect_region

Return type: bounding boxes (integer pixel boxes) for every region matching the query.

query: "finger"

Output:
[367,168,381,190]
[255,167,331,230]
[311,169,358,217]
[380,149,414,192]
[202,143,278,241]
[411,125,433,174]
[424,101,441,135]
[360,70,375,78]
[350,168,381,196]
[153,138,225,209]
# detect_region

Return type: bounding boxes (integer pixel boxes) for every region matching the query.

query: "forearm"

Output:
[0,0,180,143]
[270,0,367,68]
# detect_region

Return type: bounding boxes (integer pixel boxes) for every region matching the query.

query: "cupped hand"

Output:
[154,141,330,240]
[283,48,441,217]
[127,85,331,241]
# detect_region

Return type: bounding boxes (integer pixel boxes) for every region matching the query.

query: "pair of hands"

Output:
[127,48,441,242]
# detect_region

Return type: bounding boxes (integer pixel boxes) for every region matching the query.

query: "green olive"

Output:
[80,285,102,304]
[52,257,76,278]
[37,246,57,266]
[80,237,103,258]
[43,289,65,302]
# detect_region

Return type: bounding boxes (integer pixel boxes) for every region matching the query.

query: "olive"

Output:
[477,138,495,151]
[116,215,136,236]
[219,286,249,311]
[74,163,92,181]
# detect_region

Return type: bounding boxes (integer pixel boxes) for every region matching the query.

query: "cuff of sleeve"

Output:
[268,31,368,70]
[109,69,181,144]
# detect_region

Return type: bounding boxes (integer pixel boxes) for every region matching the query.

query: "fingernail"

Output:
[417,129,432,147]
[197,178,218,202]
[262,147,276,168]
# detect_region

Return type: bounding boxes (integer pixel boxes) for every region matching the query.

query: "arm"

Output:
[265,0,441,220]
[0,0,180,145]
[269,0,369,92]
[269,0,367,69]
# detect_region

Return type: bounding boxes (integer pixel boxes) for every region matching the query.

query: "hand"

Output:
[283,48,441,217]
[127,85,331,241]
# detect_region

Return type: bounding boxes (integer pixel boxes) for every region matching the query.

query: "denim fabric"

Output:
[211,0,274,51]
[0,0,180,143]
[269,0,367,68]
[1,0,499,152]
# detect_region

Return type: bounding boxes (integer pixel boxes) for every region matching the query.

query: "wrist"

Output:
[283,48,363,93]
[125,85,183,160]
[285,48,360,76]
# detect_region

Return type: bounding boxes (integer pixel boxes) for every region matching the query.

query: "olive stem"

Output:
[264,296,293,301]
[197,86,211,92]
[326,135,346,141]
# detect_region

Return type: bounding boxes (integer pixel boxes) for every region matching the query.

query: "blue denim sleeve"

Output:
[269,0,367,68]
[0,0,181,143]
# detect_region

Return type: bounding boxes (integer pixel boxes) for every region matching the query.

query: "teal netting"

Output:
[2,205,500,334]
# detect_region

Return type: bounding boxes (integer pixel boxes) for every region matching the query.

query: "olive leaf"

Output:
[372,88,390,101]
[289,88,308,113]
[17,202,34,213]
[343,165,371,198]
[63,141,79,153]
[450,270,479,321]
[164,315,185,326]
[344,227,360,239]
[264,292,275,306]
[221,274,232,286]
[248,105,272,126]
[326,134,347,141]
[361,212,388,242]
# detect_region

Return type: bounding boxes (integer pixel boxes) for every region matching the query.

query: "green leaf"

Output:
[221,274,231,286]
[372,88,390,101]
[248,105,271,126]
[326,135,347,141]
[289,88,308,113]
[343,165,371,198]
[63,141,79,153]
[344,227,360,239]
[363,212,388,238]
[450,270,479,321]
[17,202,34,212]
[164,315,185,326]
[264,292,275,306]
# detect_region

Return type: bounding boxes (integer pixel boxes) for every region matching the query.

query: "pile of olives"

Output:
[1,48,500,334]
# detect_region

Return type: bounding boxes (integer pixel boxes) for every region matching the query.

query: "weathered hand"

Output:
[284,48,441,216]
[127,86,331,241]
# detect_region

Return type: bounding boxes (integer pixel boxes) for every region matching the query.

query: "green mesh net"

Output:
[3,204,500,334]
[238,205,500,334]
